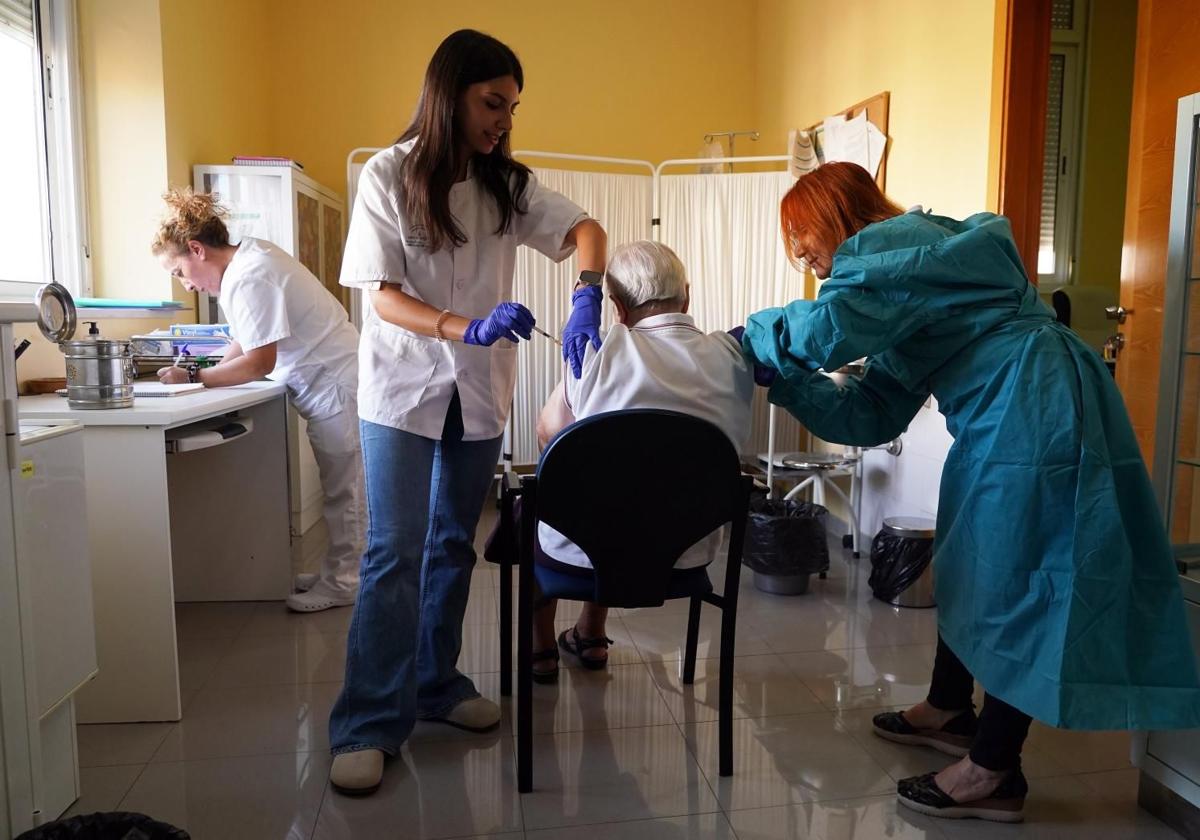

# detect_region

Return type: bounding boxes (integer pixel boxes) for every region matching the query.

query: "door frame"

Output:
[994,0,1053,281]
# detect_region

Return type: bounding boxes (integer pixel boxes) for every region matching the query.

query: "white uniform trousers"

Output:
[303,389,365,594]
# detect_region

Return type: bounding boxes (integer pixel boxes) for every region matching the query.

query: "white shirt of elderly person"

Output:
[536,240,755,571]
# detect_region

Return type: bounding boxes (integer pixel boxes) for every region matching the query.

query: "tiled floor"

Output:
[63,510,1182,839]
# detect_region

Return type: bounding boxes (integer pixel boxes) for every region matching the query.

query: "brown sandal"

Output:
[558,627,613,670]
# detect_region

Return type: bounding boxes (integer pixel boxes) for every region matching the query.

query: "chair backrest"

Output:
[534,409,751,607]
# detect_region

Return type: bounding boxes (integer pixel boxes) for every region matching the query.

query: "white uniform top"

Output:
[539,312,755,570]
[339,139,589,440]
[218,237,359,420]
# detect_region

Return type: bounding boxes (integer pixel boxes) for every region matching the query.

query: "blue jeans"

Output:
[330,393,503,755]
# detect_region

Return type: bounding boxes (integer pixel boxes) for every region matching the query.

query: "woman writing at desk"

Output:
[151,188,363,613]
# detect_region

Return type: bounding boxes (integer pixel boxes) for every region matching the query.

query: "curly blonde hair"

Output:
[151,187,231,255]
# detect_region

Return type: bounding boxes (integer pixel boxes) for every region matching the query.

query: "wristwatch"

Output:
[185,363,201,385]
[575,270,603,289]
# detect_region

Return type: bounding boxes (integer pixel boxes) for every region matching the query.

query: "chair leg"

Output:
[517,482,535,794]
[518,591,532,792]
[850,463,863,558]
[718,607,736,777]
[499,557,512,697]
[683,596,702,685]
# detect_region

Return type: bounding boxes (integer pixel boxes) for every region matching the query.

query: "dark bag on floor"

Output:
[868,531,934,601]
[742,497,830,576]
[16,812,190,840]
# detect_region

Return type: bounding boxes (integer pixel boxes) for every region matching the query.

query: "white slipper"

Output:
[293,573,319,593]
[286,583,356,613]
[427,696,500,732]
[330,748,384,796]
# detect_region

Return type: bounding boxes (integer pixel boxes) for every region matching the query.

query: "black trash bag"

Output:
[742,497,830,576]
[16,812,190,840]
[868,531,934,602]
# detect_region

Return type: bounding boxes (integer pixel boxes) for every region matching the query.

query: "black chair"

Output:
[493,409,753,793]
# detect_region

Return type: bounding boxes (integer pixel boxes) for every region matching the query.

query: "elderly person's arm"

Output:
[537,381,576,450]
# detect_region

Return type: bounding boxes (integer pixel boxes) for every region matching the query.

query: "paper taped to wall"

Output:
[820,111,886,178]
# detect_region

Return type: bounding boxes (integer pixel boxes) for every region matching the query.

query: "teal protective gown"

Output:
[744,211,1200,731]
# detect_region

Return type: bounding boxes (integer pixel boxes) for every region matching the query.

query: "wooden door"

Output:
[1117,0,1200,462]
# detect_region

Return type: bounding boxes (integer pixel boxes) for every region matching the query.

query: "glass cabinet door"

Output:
[197,170,285,247]
[1147,93,1200,787]
[1155,95,1200,591]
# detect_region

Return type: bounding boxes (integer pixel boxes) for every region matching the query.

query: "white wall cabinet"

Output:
[14,423,98,826]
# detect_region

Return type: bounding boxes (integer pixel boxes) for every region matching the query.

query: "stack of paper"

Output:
[132,382,206,398]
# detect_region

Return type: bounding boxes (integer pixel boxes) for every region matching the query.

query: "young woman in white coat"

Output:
[152,189,364,613]
[330,29,607,795]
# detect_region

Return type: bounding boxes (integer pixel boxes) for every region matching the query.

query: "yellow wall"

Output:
[159,0,275,191]
[78,0,1006,317]
[1073,0,1137,294]
[78,0,172,301]
[261,0,760,190]
[754,0,999,218]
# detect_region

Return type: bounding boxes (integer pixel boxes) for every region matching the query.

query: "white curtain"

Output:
[509,168,652,464]
[658,171,808,456]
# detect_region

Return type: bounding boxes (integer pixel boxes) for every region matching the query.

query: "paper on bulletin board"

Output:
[821,111,886,178]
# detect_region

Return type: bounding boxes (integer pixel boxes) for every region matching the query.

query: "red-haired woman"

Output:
[740,162,1200,823]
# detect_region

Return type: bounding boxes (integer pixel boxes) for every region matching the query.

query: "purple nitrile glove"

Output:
[727,326,777,387]
[463,302,536,346]
[563,285,602,378]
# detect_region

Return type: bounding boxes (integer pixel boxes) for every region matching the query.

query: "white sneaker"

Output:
[428,696,501,732]
[293,573,319,593]
[330,748,384,796]
[286,582,356,613]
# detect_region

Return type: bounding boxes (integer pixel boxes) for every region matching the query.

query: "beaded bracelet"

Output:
[433,309,453,342]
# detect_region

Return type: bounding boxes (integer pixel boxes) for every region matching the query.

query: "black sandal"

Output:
[897,768,1028,823]
[872,709,978,757]
[558,627,613,671]
[531,647,560,684]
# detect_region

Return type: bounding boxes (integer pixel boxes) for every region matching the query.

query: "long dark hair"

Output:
[399,30,532,252]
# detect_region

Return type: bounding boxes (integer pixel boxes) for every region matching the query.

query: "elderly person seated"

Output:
[529,240,754,681]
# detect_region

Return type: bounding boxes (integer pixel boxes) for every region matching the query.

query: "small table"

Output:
[19,382,291,723]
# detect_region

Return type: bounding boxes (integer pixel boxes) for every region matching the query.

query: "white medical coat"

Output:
[340,139,589,440]
[218,237,358,419]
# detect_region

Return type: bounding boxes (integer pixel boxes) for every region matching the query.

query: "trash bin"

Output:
[743,496,830,595]
[868,517,936,608]
[16,812,190,840]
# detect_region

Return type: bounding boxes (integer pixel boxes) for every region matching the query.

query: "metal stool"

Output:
[781,451,864,556]
[762,403,903,559]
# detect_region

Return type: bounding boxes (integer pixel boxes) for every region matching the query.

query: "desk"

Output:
[20,382,291,723]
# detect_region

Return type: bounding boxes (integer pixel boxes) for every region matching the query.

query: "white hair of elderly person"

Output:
[604,239,688,312]
[527,239,753,678]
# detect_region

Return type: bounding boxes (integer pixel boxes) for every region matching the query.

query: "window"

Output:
[1038,0,1087,284]
[0,0,89,296]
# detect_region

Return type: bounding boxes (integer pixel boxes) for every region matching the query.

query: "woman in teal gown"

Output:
[741,162,1200,823]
